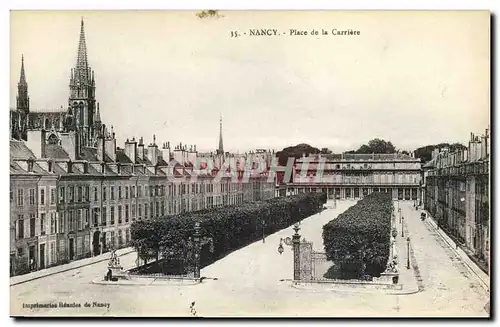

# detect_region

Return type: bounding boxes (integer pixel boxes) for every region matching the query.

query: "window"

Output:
[69,186,74,203]
[17,189,24,206]
[118,186,122,199]
[59,213,65,233]
[85,209,89,228]
[29,189,35,205]
[131,204,136,220]
[138,186,142,197]
[78,209,83,230]
[40,188,45,205]
[50,213,56,234]
[125,186,129,199]
[144,204,148,218]
[111,186,115,200]
[118,205,122,224]
[125,204,129,223]
[102,207,107,226]
[17,216,24,239]
[132,186,135,198]
[110,207,115,225]
[18,248,23,256]
[85,186,89,202]
[10,187,13,202]
[59,187,65,203]
[93,208,99,227]
[138,204,142,219]
[94,187,98,202]
[156,202,160,217]
[161,201,165,216]
[103,187,107,201]
[40,213,46,235]
[30,214,36,237]
[77,186,82,202]
[151,202,154,218]
[50,188,55,204]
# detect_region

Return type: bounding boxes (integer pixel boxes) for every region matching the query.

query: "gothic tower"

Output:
[68,18,98,147]
[15,55,29,140]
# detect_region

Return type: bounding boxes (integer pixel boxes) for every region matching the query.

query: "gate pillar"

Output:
[292,223,301,281]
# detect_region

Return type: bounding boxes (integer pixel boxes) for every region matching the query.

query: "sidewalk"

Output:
[393,217,421,295]
[423,212,490,292]
[10,247,135,287]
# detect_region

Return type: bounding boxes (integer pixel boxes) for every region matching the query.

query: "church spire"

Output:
[217,114,224,155]
[19,54,27,86]
[16,55,29,114]
[76,17,88,71]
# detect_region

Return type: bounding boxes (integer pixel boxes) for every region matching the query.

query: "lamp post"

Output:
[406,237,411,269]
[398,208,402,224]
[401,217,405,238]
[193,222,201,279]
[262,219,266,243]
[292,223,301,281]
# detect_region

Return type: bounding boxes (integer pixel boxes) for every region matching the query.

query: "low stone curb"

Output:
[91,276,206,286]
[10,248,135,287]
[291,281,419,296]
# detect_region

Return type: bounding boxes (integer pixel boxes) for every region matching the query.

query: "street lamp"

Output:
[401,217,405,237]
[262,219,266,243]
[406,237,411,269]
[398,208,402,223]
[193,222,201,279]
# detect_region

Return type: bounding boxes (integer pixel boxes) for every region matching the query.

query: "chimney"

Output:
[60,132,78,161]
[147,143,158,166]
[161,143,171,164]
[125,138,137,163]
[104,135,117,162]
[26,130,46,159]
[137,137,145,160]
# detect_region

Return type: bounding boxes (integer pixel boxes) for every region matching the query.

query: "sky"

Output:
[10,11,490,153]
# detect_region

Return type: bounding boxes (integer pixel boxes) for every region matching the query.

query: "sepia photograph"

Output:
[9,10,490,317]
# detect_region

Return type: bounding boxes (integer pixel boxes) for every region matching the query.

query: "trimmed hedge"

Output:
[322,192,392,278]
[131,192,326,271]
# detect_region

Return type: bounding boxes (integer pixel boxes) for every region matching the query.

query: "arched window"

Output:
[47,133,59,145]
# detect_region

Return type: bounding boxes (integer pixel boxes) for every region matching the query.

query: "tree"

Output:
[414,142,467,164]
[276,143,321,166]
[349,139,397,154]
[320,147,332,154]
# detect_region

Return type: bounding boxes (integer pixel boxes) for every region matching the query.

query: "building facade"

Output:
[277,153,422,200]
[424,129,490,271]
[9,19,275,277]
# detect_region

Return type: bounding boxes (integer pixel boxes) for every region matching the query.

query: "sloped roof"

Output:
[116,150,133,164]
[10,140,36,160]
[80,147,98,161]
[45,144,70,160]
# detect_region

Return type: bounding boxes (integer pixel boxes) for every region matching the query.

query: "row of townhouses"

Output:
[9,19,275,276]
[423,128,490,272]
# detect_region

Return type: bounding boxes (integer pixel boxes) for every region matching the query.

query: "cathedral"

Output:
[10,18,104,151]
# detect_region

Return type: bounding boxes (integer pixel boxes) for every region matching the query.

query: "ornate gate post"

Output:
[292,223,301,281]
[193,222,201,279]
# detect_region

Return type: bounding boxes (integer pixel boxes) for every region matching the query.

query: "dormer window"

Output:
[48,161,53,173]
[27,159,34,173]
